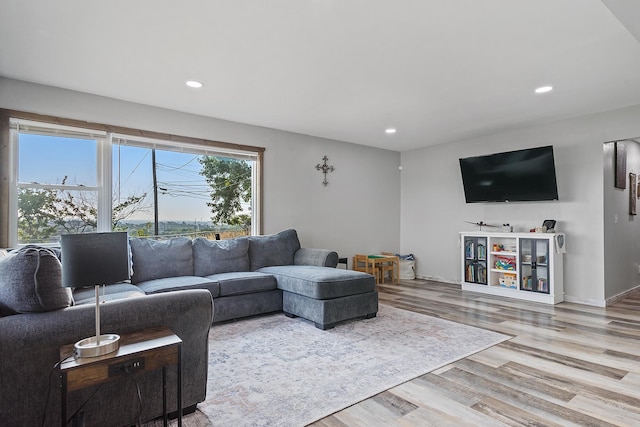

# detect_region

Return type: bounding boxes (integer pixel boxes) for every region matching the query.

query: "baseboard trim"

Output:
[605,284,640,306]
[415,274,459,285]
[414,275,639,307]
[562,295,606,307]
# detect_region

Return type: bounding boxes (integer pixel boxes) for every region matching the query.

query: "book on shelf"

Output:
[477,244,486,260]
[465,241,474,258]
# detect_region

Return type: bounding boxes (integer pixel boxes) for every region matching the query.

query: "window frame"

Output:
[1,109,264,247]
[9,121,109,246]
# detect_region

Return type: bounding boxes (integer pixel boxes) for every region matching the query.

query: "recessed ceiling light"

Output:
[385,128,397,134]
[535,86,553,94]
[186,80,204,88]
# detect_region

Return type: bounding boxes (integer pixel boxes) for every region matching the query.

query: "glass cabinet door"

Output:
[464,236,487,285]
[520,238,549,294]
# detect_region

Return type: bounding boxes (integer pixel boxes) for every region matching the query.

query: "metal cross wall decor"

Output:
[315,155,334,186]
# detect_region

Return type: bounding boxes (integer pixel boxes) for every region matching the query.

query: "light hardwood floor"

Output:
[310,279,640,427]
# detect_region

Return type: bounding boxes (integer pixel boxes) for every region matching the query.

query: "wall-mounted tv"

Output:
[459,145,558,203]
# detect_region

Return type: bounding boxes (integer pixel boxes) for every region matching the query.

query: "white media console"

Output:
[460,231,564,304]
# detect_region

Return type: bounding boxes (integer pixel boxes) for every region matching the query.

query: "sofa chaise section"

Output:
[259,265,378,329]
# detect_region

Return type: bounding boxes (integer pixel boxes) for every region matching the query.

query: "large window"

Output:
[111,134,257,240]
[8,118,260,246]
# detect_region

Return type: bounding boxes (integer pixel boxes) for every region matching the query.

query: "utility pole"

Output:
[152,149,159,236]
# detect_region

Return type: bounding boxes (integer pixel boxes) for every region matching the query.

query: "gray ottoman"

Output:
[258,265,378,329]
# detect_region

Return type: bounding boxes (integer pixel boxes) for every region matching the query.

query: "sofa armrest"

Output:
[0,289,213,426]
[294,248,339,267]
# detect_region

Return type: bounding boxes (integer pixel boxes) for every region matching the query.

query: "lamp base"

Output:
[74,334,120,358]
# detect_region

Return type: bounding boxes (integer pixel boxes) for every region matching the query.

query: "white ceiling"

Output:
[2,0,640,151]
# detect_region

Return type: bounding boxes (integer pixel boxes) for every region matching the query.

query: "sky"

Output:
[18,133,240,222]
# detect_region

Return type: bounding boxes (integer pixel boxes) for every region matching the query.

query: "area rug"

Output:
[198,305,509,426]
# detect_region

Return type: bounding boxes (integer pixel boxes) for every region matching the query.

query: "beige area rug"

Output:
[188,305,509,426]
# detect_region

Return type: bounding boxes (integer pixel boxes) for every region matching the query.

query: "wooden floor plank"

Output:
[567,395,640,426]
[311,279,640,426]
[390,381,510,427]
[471,396,568,427]
[439,366,617,427]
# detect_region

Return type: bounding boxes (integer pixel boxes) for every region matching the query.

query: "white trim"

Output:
[563,295,606,307]
[112,133,258,161]
[415,274,459,285]
[10,118,107,139]
[16,183,99,191]
[97,134,112,232]
[8,128,18,247]
[250,159,261,236]
[604,284,640,306]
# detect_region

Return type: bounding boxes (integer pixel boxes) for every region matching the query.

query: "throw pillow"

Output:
[0,246,73,314]
[129,237,193,284]
[193,237,250,276]
[248,229,301,271]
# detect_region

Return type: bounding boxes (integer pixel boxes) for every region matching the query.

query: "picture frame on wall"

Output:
[630,172,637,215]
[616,142,627,189]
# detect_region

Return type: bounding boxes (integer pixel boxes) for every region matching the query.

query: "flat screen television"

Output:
[459,145,558,203]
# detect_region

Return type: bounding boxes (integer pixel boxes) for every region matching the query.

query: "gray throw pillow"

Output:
[129,237,193,284]
[248,229,301,271]
[193,237,250,276]
[0,246,73,314]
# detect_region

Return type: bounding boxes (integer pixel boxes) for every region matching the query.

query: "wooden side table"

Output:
[60,326,182,427]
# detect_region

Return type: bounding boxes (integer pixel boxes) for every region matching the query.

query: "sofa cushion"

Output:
[258,265,375,299]
[0,246,73,314]
[248,229,301,271]
[129,237,193,284]
[73,283,146,304]
[204,272,277,297]
[193,237,250,276]
[137,276,220,298]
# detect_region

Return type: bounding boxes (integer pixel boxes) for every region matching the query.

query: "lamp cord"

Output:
[65,382,105,425]
[126,368,144,427]
[43,355,145,426]
[42,353,73,427]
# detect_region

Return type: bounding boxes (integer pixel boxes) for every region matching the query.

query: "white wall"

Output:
[401,105,640,306]
[603,139,640,301]
[0,78,401,260]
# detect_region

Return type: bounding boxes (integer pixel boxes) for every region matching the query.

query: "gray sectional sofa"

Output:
[128,228,378,329]
[0,229,377,426]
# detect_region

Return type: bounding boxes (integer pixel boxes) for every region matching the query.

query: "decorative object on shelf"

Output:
[464,220,498,231]
[615,141,627,189]
[61,232,130,358]
[542,219,556,232]
[502,224,513,232]
[630,173,637,215]
[494,256,516,271]
[554,233,566,253]
[315,155,334,186]
[499,273,517,289]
